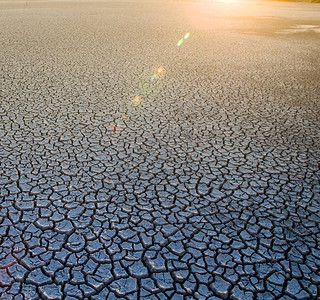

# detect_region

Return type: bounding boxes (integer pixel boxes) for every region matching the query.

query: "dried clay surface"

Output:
[1,0,320,299]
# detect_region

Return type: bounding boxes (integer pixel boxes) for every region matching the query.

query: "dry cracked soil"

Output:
[0,0,320,299]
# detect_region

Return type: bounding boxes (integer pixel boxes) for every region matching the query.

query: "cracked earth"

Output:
[1,0,320,299]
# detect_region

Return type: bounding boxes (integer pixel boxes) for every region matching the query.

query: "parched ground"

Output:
[0,0,320,299]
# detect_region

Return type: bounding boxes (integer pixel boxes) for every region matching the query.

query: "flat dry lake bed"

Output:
[1,0,320,299]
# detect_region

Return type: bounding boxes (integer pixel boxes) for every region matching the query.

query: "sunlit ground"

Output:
[184,0,265,30]
[180,0,320,32]
[215,0,237,4]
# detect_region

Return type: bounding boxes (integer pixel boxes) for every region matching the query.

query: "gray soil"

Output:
[1,0,320,299]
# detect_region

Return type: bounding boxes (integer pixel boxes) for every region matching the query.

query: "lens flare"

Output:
[177,39,184,47]
[117,31,191,123]
[131,96,141,107]
[151,65,166,81]
[177,33,190,47]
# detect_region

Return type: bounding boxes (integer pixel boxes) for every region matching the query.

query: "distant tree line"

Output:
[279,0,320,2]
